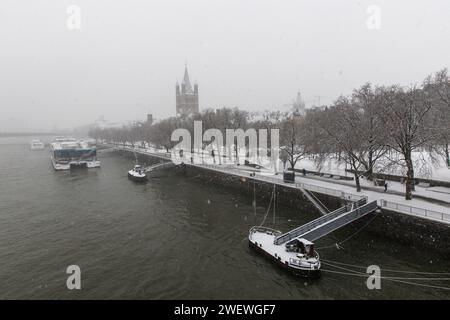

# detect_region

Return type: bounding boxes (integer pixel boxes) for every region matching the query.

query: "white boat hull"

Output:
[30,142,45,150]
[128,170,147,182]
[51,157,101,171]
[30,145,45,150]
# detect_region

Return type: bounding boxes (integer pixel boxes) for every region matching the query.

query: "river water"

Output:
[1,136,449,299]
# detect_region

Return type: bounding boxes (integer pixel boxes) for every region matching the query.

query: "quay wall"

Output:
[109,148,450,257]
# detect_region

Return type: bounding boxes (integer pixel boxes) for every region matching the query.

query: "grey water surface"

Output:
[1,136,449,299]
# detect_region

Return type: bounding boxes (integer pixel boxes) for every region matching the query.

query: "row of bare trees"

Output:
[89,69,450,200]
[304,69,450,199]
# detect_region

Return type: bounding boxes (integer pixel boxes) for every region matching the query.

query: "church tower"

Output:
[292,91,306,116]
[176,65,199,116]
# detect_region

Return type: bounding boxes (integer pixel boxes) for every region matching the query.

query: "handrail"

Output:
[249,226,283,240]
[300,200,378,242]
[274,206,348,245]
[295,181,366,202]
[249,226,282,235]
[380,199,450,223]
[274,200,376,245]
[101,143,367,203]
[307,189,330,213]
[299,187,329,215]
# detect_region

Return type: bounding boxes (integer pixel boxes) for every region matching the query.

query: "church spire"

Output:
[182,65,193,93]
[176,64,199,116]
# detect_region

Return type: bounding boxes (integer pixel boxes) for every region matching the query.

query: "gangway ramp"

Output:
[274,200,378,245]
[144,162,175,172]
[97,147,118,154]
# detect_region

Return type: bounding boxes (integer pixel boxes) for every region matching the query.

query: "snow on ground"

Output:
[191,157,450,217]
[295,172,450,204]
[258,166,449,213]
[294,151,450,182]
[427,186,450,195]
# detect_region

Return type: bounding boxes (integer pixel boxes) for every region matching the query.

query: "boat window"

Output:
[54,149,96,159]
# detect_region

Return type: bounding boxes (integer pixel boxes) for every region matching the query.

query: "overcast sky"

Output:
[1,0,449,131]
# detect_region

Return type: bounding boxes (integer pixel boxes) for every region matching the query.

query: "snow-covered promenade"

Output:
[100,143,450,225]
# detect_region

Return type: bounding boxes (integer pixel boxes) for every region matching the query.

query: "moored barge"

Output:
[249,226,321,278]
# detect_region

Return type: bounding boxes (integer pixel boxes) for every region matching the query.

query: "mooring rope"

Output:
[272,184,276,224]
[321,258,450,275]
[320,268,450,291]
[322,261,450,280]
[382,277,450,291]
[253,179,256,216]
[259,184,276,227]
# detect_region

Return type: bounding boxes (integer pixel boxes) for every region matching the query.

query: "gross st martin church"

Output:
[175,66,199,116]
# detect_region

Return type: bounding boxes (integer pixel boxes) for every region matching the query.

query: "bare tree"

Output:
[313,97,369,192]
[279,112,309,175]
[251,110,283,164]
[150,117,179,152]
[351,84,389,180]
[379,86,435,200]
[424,69,450,167]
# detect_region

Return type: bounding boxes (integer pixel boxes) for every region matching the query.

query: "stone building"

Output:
[176,66,199,116]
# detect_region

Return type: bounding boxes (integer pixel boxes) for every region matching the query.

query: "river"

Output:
[0,136,449,299]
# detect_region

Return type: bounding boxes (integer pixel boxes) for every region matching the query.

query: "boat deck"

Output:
[249,228,321,276]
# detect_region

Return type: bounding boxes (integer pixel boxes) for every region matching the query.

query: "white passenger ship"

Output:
[50,137,100,170]
[30,139,45,150]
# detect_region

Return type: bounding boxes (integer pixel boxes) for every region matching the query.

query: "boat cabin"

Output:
[285,238,315,257]
[133,165,143,173]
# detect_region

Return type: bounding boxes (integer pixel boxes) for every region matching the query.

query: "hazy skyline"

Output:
[1,0,449,131]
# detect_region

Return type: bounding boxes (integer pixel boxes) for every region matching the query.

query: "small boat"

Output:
[30,139,45,150]
[128,165,147,182]
[249,227,321,278]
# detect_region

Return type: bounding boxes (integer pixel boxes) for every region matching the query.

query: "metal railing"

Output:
[203,164,366,202]
[101,143,366,203]
[249,226,283,240]
[199,164,366,203]
[104,144,172,160]
[274,206,348,245]
[103,143,450,226]
[379,199,450,223]
[294,181,366,202]
[274,200,377,245]
[299,188,329,215]
[303,200,378,242]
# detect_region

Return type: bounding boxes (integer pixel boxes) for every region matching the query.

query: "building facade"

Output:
[292,91,306,115]
[146,114,153,125]
[176,66,199,116]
